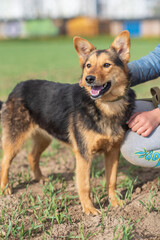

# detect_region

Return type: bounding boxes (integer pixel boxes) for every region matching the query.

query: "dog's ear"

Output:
[73,37,96,67]
[111,30,130,63]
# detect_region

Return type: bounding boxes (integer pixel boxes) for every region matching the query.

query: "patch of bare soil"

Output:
[0,141,160,239]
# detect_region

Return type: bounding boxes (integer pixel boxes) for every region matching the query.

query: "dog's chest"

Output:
[97,133,123,153]
[85,124,125,155]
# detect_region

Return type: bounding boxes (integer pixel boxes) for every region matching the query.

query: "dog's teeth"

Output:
[103,83,107,88]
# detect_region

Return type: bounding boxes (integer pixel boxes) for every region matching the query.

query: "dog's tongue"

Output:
[91,86,103,96]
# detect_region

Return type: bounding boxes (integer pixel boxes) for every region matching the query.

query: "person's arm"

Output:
[128,44,160,87]
[127,44,160,136]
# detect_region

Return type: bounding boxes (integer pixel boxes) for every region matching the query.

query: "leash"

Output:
[108,86,160,105]
[138,86,160,108]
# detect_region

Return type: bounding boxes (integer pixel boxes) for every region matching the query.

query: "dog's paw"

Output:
[83,205,101,215]
[111,199,123,207]
[39,176,50,185]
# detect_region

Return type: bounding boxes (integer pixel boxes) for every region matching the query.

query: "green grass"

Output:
[0,36,159,99]
[0,177,78,239]
[113,217,135,240]
[139,185,160,213]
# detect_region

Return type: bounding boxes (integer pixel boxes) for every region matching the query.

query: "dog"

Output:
[0,30,135,215]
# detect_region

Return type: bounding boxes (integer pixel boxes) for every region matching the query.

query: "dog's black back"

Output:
[6,80,135,149]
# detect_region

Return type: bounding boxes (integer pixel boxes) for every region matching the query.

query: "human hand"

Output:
[127,108,160,137]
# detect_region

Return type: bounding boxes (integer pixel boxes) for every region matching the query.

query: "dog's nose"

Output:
[85,75,96,84]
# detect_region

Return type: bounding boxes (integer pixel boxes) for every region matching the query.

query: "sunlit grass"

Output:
[0,36,159,99]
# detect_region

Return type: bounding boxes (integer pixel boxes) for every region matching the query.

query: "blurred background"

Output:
[0,0,160,99]
[0,0,160,38]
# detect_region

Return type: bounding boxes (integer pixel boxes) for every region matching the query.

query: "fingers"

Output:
[136,125,147,135]
[128,112,142,129]
[136,125,153,136]
[130,123,150,136]
[141,128,153,137]
[127,111,154,137]
[128,120,139,130]
[127,112,141,125]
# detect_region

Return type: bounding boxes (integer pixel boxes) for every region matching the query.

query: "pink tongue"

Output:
[91,86,103,96]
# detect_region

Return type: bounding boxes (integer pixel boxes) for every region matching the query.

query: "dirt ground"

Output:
[0,139,160,240]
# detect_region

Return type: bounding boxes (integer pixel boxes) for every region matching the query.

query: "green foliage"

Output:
[0,177,79,239]
[114,217,135,240]
[139,185,160,213]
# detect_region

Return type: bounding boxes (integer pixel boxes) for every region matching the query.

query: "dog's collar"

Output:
[108,95,124,102]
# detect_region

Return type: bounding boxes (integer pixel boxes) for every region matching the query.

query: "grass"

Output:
[113,217,135,240]
[0,36,159,99]
[0,177,78,239]
[0,36,160,239]
[139,185,160,213]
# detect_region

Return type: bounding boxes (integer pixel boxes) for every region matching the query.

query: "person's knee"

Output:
[121,139,133,162]
[120,130,142,165]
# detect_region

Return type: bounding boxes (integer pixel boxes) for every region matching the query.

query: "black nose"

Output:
[85,75,96,84]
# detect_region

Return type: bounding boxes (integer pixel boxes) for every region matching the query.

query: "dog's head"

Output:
[73,31,130,102]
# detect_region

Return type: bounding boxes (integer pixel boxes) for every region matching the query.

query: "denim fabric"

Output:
[128,44,160,87]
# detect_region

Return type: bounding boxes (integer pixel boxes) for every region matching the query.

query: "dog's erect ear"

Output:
[73,37,96,67]
[111,30,130,63]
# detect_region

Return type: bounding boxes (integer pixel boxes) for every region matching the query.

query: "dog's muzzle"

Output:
[90,81,112,99]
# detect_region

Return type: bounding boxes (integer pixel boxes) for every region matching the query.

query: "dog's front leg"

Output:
[104,145,122,207]
[75,151,100,215]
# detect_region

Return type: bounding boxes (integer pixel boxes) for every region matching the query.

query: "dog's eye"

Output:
[86,63,91,68]
[103,63,111,68]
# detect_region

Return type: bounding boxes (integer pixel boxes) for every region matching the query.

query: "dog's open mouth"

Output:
[90,81,111,99]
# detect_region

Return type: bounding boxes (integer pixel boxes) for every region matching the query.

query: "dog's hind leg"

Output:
[104,145,122,207]
[0,101,34,194]
[28,129,52,183]
[1,124,34,195]
[75,150,100,215]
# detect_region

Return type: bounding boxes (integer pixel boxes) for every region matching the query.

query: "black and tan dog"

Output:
[0,31,135,215]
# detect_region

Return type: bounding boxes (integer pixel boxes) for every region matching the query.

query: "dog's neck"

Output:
[106,81,131,103]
